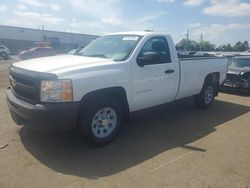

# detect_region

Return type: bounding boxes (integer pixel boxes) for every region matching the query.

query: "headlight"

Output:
[40,80,73,102]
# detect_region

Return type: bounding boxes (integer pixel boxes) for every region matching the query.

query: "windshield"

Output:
[229,57,250,68]
[78,35,141,61]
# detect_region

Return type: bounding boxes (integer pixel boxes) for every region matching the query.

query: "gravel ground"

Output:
[0,59,249,188]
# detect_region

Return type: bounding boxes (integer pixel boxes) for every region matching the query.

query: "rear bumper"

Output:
[6,87,81,132]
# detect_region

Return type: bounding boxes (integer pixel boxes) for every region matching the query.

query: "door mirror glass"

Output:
[137,52,161,67]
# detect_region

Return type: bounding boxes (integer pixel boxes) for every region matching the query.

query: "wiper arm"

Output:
[83,54,107,58]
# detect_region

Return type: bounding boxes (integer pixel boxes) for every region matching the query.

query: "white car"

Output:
[0,45,10,60]
[6,31,228,146]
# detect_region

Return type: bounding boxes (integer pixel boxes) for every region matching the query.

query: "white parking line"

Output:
[150,151,193,173]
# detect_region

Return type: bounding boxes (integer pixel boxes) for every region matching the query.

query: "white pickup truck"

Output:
[6,31,228,145]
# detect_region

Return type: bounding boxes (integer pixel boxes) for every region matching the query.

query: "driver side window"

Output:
[138,37,171,64]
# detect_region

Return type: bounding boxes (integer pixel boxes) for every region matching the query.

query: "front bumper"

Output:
[6,87,81,131]
[221,80,250,93]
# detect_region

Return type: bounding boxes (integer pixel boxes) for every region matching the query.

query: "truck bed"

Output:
[175,56,228,100]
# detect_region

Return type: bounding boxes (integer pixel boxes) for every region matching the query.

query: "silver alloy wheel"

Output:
[204,86,214,105]
[91,107,117,139]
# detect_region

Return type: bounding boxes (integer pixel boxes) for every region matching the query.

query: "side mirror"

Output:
[137,52,161,67]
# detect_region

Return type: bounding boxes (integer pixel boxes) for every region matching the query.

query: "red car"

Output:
[19,47,56,60]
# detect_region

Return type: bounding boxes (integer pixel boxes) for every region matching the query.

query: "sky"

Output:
[0,0,250,45]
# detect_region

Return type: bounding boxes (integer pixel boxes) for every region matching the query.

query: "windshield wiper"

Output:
[83,54,108,58]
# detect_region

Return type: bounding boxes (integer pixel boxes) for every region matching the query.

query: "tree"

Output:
[176,39,193,50]
[176,39,249,52]
[234,41,247,52]
[243,40,249,49]
[200,41,216,51]
[215,44,233,52]
[176,39,215,51]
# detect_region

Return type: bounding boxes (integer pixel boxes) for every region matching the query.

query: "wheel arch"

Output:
[77,87,130,126]
[203,72,220,96]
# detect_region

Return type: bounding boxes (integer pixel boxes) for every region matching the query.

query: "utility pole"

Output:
[186,30,189,40]
[200,34,203,51]
[185,30,189,50]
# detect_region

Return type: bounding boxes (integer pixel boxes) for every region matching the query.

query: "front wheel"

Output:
[194,81,216,109]
[79,95,122,146]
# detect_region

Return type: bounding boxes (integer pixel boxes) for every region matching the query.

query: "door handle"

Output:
[164,69,175,74]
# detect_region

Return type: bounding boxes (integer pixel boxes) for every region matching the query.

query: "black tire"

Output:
[79,94,123,146]
[1,52,9,60]
[194,79,216,109]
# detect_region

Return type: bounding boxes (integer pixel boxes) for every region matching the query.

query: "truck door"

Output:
[131,36,179,111]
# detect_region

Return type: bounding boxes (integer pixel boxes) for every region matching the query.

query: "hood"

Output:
[12,55,115,75]
[228,67,250,75]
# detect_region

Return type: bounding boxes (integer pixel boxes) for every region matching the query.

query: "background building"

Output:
[0,25,98,54]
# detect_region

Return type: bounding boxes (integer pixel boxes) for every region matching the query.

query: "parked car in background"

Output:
[240,50,250,56]
[68,46,84,55]
[177,50,196,58]
[0,45,10,60]
[194,51,216,56]
[68,49,79,55]
[222,56,250,93]
[19,47,56,60]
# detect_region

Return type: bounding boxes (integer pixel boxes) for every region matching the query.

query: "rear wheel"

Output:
[194,80,216,109]
[79,95,122,146]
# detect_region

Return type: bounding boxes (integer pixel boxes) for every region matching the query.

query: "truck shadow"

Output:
[19,98,250,178]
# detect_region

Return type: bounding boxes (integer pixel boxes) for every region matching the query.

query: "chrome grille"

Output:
[9,70,38,104]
